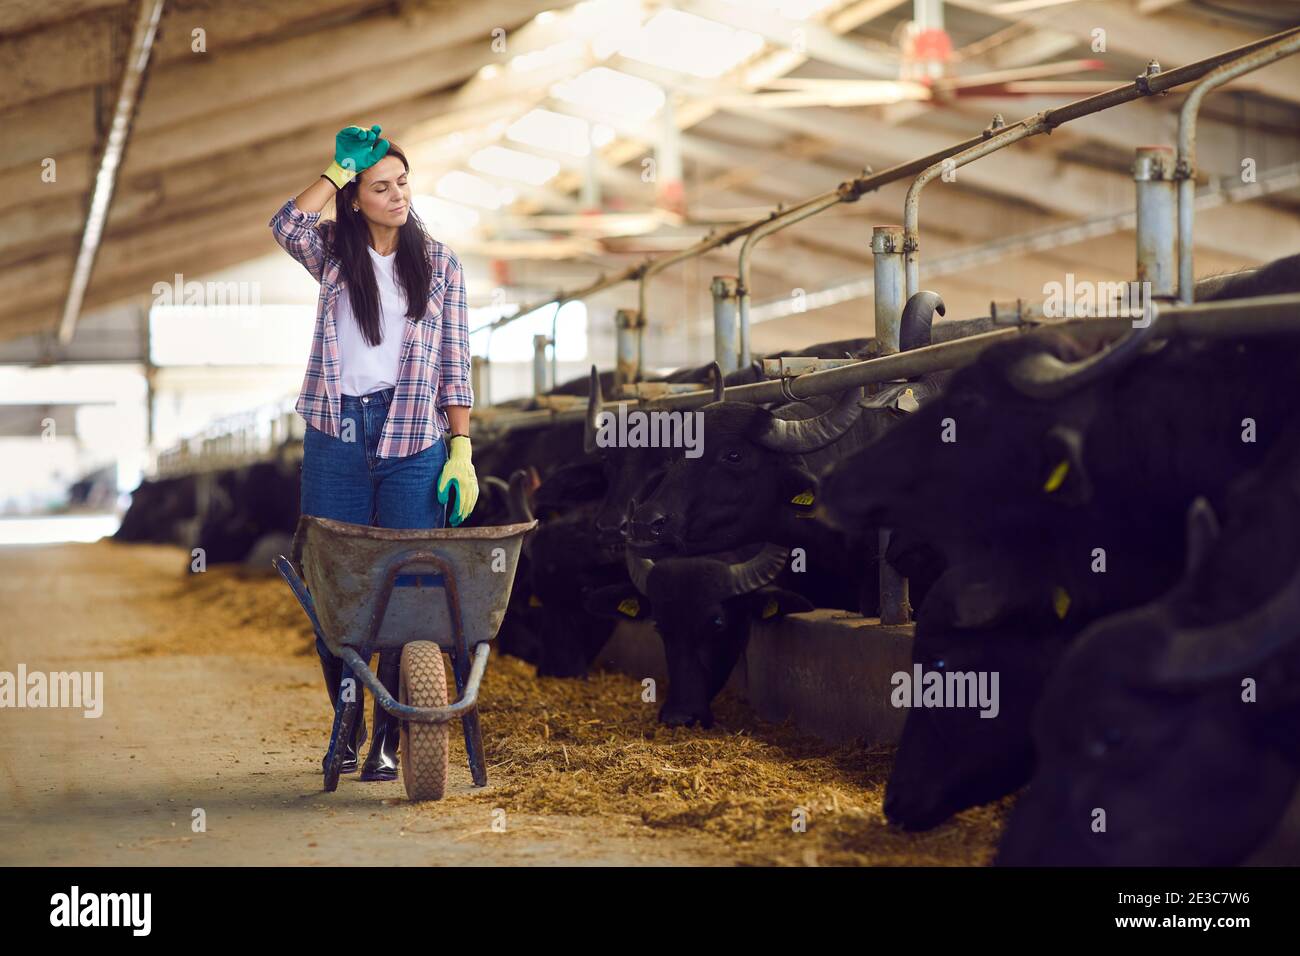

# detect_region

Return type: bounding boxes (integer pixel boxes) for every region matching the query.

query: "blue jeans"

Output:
[300,388,449,530]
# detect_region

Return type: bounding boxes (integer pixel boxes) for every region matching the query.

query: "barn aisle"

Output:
[0,539,1007,866]
[0,540,745,866]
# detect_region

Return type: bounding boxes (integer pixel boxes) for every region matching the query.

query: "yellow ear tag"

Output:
[528,594,543,608]
[1052,587,1071,620]
[1043,459,1070,494]
[791,490,815,507]
[761,597,779,619]
[617,597,640,617]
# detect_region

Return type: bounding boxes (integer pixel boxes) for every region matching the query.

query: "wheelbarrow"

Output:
[273,514,536,801]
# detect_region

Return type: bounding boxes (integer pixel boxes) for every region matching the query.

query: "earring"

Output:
[352,204,359,212]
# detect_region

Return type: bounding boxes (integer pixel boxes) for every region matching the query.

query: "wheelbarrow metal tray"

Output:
[292,515,537,654]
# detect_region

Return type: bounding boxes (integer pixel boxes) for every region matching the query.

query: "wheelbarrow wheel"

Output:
[399,641,449,801]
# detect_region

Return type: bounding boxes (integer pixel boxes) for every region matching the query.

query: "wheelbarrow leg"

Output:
[450,645,488,787]
[317,636,365,774]
[323,683,362,793]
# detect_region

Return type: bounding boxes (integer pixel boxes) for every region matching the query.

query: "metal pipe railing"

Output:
[635,192,835,375]
[904,113,1038,298]
[646,292,1300,412]
[1175,31,1300,303]
[1134,145,1178,302]
[749,162,1300,326]
[871,222,909,623]
[614,309,641,391]
[872,225,906,354]
[475,293,1300,442]
[710,275,741,373]
[468,27,1298,346]
[532,334,550,396]
[549,298,563,389]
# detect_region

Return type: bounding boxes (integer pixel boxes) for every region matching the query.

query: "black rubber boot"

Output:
[360,649,402,782]
[317,637,366,774]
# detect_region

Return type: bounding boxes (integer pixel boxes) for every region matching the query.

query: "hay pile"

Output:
[432,653,1009,866]
[121,557,316,658]
[123,544,1008,864]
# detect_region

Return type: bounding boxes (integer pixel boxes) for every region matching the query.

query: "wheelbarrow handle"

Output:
[273,554,328,647]
[338,642,491,724]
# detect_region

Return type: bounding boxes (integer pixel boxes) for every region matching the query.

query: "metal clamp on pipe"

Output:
[990,299,1033,325]
[760,357,860,378]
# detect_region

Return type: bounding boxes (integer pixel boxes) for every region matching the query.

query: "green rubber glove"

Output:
[323,124,390,189]
[437,435,479,527]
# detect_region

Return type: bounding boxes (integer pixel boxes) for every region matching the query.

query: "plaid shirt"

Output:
[268,197,474,459]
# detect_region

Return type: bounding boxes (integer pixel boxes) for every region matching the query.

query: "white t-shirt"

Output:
[336,245,411,396]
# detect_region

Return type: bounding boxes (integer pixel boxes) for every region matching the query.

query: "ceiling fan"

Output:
[713,0,1118,110]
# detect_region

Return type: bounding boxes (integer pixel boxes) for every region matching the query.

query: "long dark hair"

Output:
[332,143,434,347]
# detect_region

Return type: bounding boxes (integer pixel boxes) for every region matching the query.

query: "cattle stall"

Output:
[5,1,1300,904]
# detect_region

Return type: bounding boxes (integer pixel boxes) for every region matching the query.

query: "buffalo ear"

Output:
[1184,496,1220,576]
[860,382,922,414]
[535,461,608,511]
[746,586,815,621]
[584,584,653,620]
[1040,424,1092,506]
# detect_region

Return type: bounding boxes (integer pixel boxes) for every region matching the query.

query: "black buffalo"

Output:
[115,474,198,544]
[587,543,812,727]
[998,424,1300,865]
[619,305,947,615]
[195,459,299,564]
[513,462,628,677]
[881,556,1075,829]
[822,253,1300,829]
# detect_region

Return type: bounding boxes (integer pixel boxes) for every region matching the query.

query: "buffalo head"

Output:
[586,543,812,727]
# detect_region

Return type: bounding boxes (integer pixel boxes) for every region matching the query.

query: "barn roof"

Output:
[2,0,1297,365]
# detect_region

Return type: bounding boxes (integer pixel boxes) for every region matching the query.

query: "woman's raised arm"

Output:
[267,125,390,281]
[292,176,336,215]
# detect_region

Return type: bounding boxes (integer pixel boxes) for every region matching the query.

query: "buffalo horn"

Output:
[506,469,536,524]
[1004,321,1160,400]
[625,548,655,595]
[707,362,725,403]
[1183,497,1220,576]
[720,543,791,599]
[899,291,945,353]
[1149,559,1300,687]
[754,384,865,453]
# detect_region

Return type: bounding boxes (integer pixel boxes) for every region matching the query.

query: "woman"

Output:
[269,124,479,782]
